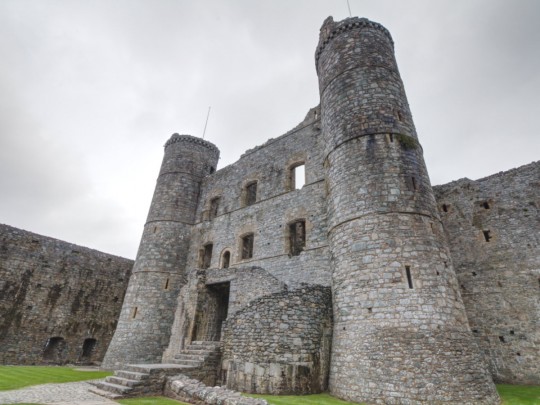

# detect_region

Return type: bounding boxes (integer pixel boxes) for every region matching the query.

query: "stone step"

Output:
[172,359,203,367]
[174,352,207,362]
[184,347,219,354]
[189,341,221,350]
[95,380,132,395]
[115,370,150,380]
[107,376,141,387]
[88,386,123,400]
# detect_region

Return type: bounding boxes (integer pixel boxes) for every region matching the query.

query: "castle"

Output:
[1,15,539,405]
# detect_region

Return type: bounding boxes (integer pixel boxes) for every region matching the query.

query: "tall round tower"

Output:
[316,17,499,404]
[103,134,219,368]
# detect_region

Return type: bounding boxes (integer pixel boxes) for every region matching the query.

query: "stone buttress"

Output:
[316,17,500,404]
[102,134,219,368]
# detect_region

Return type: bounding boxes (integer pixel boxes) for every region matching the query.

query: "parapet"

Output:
[315,16,393,67]
[164,133,220,159]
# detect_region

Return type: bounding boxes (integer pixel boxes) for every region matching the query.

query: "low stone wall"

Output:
[165,374,268,405]
[221,285,332,394]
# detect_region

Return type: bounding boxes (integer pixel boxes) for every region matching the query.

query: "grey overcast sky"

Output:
[1,0,539,259]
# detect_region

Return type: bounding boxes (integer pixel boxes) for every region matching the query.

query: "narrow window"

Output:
[405,266,413,289]
[411,176,418,191]
[482,201,490,209]
[289,220,306,256]
[164,278,170,290]
[499,336,505,343]
[201,243,213,269]
[244,182,257,206]
[132,307,138,319]
[483,230,492,242]
[221,251,230,269]
[241,234,254,259]
[209,197,220,220]
[289,163,306,190]
[397,110,403,121]
[442,204,449,213]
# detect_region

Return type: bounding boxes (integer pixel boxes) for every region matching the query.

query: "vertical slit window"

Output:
[483,230,492,242]
[405,266,413,289]
[132,307,138,319]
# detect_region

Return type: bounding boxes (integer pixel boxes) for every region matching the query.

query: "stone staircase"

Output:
[90,341,222,399]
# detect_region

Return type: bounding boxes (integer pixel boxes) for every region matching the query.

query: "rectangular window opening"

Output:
[245,182,257,206]
[242,234,254,260]
[132,307,138,319]
[442,204,449,213]
[164,278,170,290]
[405,266,413,289]
[289,220,306,256]
[209,197,220,220]
[483,230,492,242]
[482,201,490,209]
[292,164,305,190]
[202,244,213,269]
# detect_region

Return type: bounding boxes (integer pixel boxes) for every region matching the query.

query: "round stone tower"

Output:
[316,17,499,404]
[102,134,219,368]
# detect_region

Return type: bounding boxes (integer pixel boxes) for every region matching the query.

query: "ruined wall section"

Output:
[221,286,332,395]
[0,224,133,365]
[188,108,331,287]
[434,161,540,385]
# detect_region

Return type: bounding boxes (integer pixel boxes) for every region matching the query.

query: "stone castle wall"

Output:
[434,161,540,385]
[186,107,331,288]
[0,224,133,365]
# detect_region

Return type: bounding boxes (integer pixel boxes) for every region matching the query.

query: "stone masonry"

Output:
[0,223,133,365]
[2,14,538,405]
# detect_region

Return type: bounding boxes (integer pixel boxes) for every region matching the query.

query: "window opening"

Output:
[244,182,257,206]
[289,220,306,256]
[442,204,449,212]
[132,307,138,319]
[482,201,490,209]
[290,164,306,190]
[222,251,231,269]
[499,336,505,343]
[411,176,418,191]
[209,197,220,220]
[483,230,492,242]
[202,244,213,269]
[164,278,170,290]
[241,234,254,259]
[42,337,66,361]
[405,266,413,289]
[81,338,97,359]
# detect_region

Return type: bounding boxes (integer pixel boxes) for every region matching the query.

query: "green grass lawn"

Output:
[117,397,189,405]
[2,366,540,405]
[0,365,112,391]
[498,384,540,405]
[247,393,364,405]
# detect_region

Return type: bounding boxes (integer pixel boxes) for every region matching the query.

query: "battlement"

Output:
[165,133,220,158]
[315,16,393,66]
